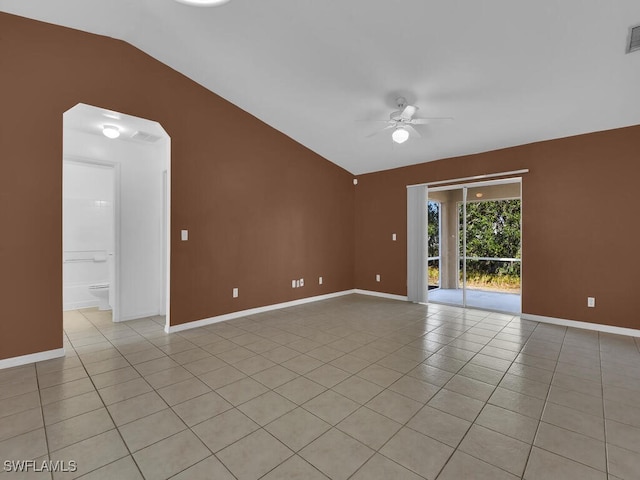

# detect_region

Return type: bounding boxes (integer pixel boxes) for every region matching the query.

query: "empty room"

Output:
[1,1,640,479]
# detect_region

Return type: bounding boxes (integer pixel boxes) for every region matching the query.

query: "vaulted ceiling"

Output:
[2,0,639,174]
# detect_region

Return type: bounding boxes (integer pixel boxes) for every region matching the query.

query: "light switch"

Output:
[300,278,304,287]
[181,230,188,241]
[232,288,238,298]
[319,276,323,285]
[392,233,397,241]
[376,274,381,282]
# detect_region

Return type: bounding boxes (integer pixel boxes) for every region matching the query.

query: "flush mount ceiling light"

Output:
[475,192,484,198]
[174,0,231,6]
[102,125,120,139]
[392,127,410,144]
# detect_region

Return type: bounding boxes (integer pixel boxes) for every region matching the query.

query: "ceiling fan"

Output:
[367,97,453,144]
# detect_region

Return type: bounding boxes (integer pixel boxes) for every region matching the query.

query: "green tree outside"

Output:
[426,199,521,290]
[460,199,521,290]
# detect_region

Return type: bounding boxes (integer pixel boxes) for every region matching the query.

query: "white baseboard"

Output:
[64,300,98,311]
[353,289,409,302]
[521,313,640,338]
[165,290,356,333]
[117,310,161,323]
[0,348,66,370]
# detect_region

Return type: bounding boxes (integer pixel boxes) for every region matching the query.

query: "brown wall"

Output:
[0,13,354,360]
[355,125,640,330]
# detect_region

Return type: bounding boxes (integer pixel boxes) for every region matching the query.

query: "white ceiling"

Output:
[64,103,168,144]
[3,0,640,174]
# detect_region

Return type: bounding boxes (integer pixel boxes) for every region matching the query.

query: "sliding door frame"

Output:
[425,177,522,312]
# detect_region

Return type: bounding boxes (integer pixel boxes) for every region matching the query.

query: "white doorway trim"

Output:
[163,137,172,330]
[63,103,171,328]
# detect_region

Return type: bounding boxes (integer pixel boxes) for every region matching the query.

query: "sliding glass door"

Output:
[463,183,521,312]
[427,200,441,290]
[426,179,521,313]
[427,186,465,307]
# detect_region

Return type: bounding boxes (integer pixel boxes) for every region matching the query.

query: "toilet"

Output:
[88,283,110,310]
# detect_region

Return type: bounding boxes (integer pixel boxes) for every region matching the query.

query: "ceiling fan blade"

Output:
[400,104,418,120]
[356,119,394,123]
[405,125,421,138]
[365,124,395,138]
[410,117,454,125]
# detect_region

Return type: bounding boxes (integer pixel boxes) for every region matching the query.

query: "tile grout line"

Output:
[24,300,636,480]
[34,358,54,480]
[598,331,610,479]
[519,322,566,479]
[78,308,361,480]
[347,312,528,479]
[6,309,437,454]
[67,309,226,477]
[100,322,231,478]
[292,308,612,475]
[70,308,149,480]
[93,318,234,480]
[272,310,464,478]
[419,315,533,479]
[175,307,415,479]
[173,308,449,478]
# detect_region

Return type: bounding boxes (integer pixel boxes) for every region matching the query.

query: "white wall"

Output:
[63,129,167,321]
[63,162,114,309]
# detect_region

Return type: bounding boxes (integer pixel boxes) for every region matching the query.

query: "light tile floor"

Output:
[1,294,640,479]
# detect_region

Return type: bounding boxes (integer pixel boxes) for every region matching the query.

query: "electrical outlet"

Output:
[587,297,595,308]
[232,287,238,298]
[292,280,296,288]
[299,278,304,287]
[392,233,397,241]
[376,274,381,282]
[319,276,323,285]
[296,280,301,288]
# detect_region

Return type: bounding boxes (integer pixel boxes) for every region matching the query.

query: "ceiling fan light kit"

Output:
[392,127,410,144]
[366,96,453,144]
